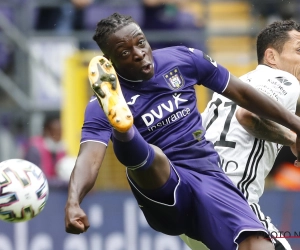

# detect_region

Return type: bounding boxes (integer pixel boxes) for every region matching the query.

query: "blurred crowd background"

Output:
[1,0,300,191]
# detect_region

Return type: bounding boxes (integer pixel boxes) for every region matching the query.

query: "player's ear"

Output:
[264,48,277,66]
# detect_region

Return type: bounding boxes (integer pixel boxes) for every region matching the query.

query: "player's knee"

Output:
[127,144,172,190]
[238,232,274,250]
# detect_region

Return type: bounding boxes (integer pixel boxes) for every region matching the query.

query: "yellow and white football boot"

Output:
[88,56,133,132]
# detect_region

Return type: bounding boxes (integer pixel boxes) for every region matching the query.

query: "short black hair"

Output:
[93,13,136,52]
[257,20,300,64]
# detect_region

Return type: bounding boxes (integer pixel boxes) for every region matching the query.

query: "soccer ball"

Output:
[0,159,49,223]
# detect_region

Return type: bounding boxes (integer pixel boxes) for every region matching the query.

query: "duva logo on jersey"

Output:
[163,67,185,90]
[141,93,190,131]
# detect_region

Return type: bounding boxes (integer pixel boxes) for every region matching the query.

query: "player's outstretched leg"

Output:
[88,55,133,132]
[88,56,170,190]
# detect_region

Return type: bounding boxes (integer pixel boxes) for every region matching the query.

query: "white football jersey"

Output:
[202,65,300,204]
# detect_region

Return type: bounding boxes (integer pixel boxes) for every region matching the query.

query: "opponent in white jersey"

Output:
[202,20,300,250]
[203,65,299,204]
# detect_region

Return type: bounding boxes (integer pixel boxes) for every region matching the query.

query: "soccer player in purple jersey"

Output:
[64,13,300,249]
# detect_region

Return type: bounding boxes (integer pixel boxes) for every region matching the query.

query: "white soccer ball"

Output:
[0,159,49,223]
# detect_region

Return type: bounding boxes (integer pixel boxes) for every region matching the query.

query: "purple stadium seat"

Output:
[0,6,14,24]
[0,7,13,70]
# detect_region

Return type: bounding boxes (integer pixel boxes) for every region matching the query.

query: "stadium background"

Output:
[0,0,300,249]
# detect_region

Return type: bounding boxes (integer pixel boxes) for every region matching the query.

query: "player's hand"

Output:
[65,202,90,234]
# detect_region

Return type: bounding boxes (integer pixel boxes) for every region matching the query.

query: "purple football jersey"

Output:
[81,46,230,172]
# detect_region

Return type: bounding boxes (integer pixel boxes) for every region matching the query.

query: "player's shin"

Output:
[112,126,155,171]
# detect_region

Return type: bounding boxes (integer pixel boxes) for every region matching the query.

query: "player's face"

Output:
[104,23,154,81]
[276,30,300,81]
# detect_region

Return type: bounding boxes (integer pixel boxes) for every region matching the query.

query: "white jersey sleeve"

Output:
[202,65,300,204]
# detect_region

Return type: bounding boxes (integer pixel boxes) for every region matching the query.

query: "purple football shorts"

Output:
[127,163,270,250]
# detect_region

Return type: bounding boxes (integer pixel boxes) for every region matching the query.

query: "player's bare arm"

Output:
[223,74,300,132]
[65,141,106,234]
[236,107,296,146]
